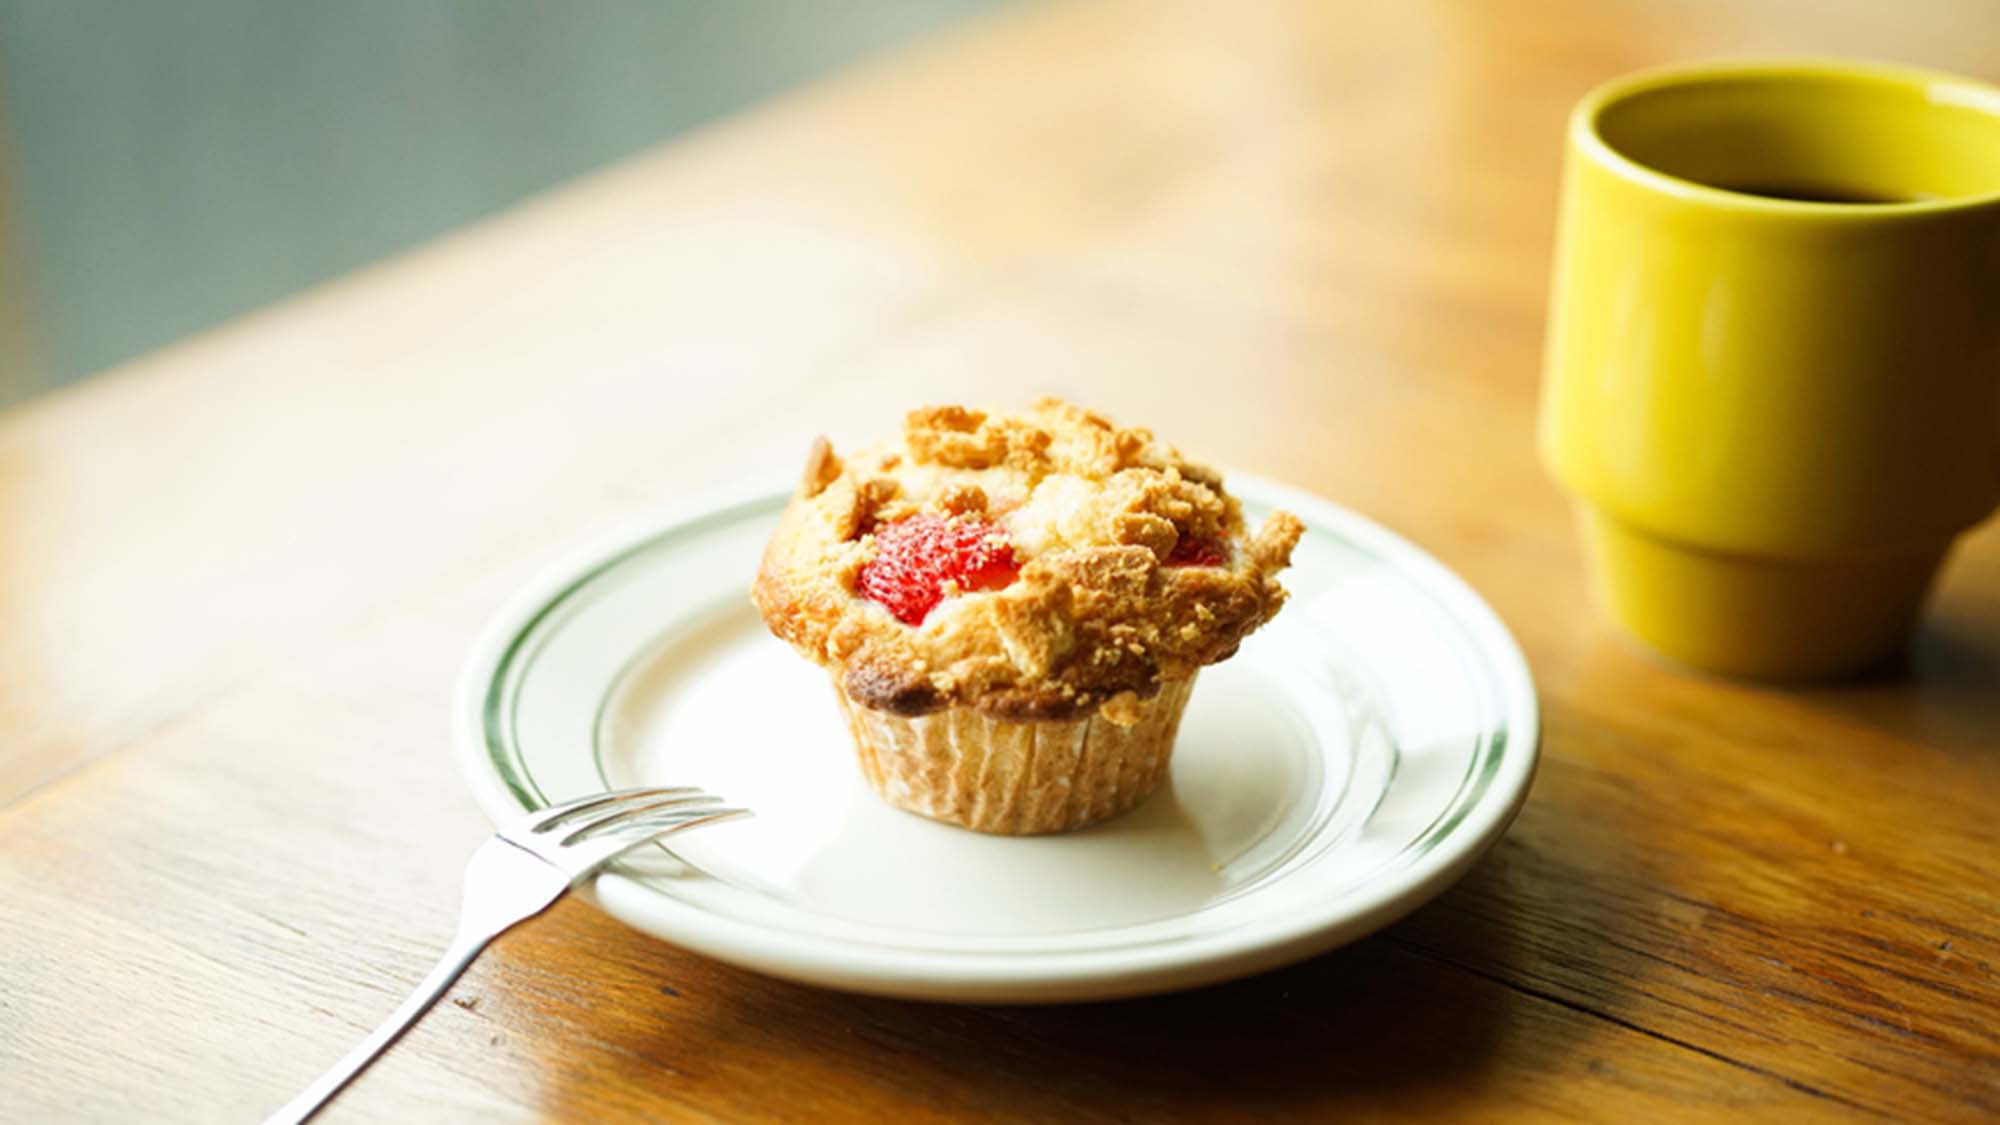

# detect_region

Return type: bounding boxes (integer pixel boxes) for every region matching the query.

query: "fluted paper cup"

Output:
[831,676,1196,835]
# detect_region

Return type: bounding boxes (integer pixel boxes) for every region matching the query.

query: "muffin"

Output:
[753,399,1303,835]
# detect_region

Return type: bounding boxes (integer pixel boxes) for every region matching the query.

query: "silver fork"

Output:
[264,786,748,1125]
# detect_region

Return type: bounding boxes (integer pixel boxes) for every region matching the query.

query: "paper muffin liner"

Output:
[830,676,1197,835]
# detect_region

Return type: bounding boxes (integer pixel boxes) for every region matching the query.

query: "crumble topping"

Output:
[753,398,1303,722]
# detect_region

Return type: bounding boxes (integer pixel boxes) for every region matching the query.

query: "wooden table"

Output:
[4,1,1997,1120]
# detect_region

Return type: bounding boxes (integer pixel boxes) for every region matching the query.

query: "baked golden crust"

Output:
[752,399,1304,722]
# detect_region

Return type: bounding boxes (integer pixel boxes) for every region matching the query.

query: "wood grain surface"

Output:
[3,0,1998,1121]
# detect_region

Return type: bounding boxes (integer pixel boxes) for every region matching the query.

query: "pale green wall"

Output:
[0,0,999,401]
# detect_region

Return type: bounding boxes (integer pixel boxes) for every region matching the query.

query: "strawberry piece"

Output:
[1167,535,1230,568]
[857,514,1021,625]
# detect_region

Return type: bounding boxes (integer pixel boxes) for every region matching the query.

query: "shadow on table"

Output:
[516,782,1651,1119]
[1789,617,2000,755]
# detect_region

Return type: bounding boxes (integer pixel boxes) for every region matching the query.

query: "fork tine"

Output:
[558,793,726,845]
[528,786,705,833]
[581,807,751,843]
[563,809,752,870]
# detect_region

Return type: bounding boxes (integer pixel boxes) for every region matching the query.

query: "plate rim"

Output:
[452,472,1540,1002]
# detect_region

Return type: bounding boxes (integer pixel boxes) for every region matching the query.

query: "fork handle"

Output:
[261,931,495,1125]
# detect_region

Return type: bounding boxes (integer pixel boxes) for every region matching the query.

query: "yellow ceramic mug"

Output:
[1540,60,2000,678]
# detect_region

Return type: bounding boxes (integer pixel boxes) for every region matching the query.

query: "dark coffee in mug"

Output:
[1714,179,1914,205]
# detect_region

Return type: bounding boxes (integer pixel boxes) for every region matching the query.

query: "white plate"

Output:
[455,475,1538,1003]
